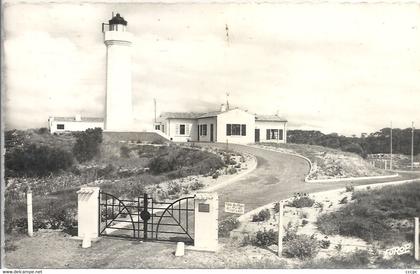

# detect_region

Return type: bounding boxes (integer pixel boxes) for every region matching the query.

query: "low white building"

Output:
[154,106,287,144]
[48,115,104,134]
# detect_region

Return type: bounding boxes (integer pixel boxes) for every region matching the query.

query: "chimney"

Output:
[75,114,82,121]
[220,104,226,112]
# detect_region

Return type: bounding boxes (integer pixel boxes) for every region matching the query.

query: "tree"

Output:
[72,128,103,162]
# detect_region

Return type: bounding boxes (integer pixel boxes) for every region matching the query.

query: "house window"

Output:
[180,124,186,135]
[266,129,283,140]
[199,124,207,136]
[226,124,246,136]
[155,125,160,130]
[57,124,65,130]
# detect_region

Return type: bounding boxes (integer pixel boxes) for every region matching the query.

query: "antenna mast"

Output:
[154,98,157,123]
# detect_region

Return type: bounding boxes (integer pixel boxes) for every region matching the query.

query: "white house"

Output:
[48,115,104,134]
[154,105,287,144]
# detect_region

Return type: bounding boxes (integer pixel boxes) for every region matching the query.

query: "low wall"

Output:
[103,131,170,144]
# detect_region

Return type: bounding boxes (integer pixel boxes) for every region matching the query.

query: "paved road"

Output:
[197,143,419,219]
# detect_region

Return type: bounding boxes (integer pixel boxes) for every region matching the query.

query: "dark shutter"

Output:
[279,129,283,140]
[227,124,231,136]
[241,124,246,136]
[266,129,270,140]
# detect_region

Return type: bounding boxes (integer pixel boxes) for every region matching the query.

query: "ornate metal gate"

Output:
[98,191,195,244]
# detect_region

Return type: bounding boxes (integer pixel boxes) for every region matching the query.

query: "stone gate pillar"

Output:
[193,192,218,252]
[77,187,100,239]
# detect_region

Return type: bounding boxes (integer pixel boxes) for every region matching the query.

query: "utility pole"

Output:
[154,98,157,123]
[412,122,415,170]
[390,121,393,170]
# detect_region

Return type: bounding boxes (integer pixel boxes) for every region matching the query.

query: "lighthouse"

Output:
[103,13,133,131]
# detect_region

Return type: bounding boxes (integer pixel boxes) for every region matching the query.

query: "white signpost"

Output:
[224,202,245,214]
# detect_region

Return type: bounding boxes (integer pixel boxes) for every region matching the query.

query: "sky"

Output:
[3,1,420,135]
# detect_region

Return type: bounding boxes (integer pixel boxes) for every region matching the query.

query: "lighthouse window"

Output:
[57,124,65,130]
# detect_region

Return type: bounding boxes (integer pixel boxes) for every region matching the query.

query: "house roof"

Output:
[159,112,205,119]
[255,114,288,122]
[160,110,287,122]
[197,111,223,119]
[50,117,104,123]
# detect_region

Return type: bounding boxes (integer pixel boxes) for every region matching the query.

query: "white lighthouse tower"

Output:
[103,13,133,131]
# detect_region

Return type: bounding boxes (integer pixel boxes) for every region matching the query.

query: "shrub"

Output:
[38,127,49,134]
[190,181,204,191]
[97,164,115,179]
[212,171,220,179]
[288,193,315,208]
[283,234,319,259]
[251,209,271,222]
[319,238,331,249]
[72,128,103,162]
[251,229,278,247]
[5,144,74,177]
[314,202,324,212]
[218,216,240,238]
[120,146,130,158]
[167,182,181,196]
[339,196,348,204]
[345,185,354,192]
[227,166,238,174]
[283,222,298,242]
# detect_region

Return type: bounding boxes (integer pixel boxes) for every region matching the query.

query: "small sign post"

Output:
[278,201,283,257]
[224,202,245,215]
[27,188,33,237]
[415,217,419,261]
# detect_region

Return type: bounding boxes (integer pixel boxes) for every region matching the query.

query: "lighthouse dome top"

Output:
[109,13,127,26]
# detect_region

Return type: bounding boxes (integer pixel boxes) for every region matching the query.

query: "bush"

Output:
[72,128,103,162]
[5,144,74,177]
[212,172,220,179]
[38,127,49,134]
[288,193,315,208]
[339,196,348,204]
[148,147,224,176]
[251,209,271,222]
[251,229,278,247]
[97,164,115,179]
[227,166,238,174]
[345,185,354,192]
[319,238,331,249]
[218,216,240,237]
[167,182,181,196]
[120,146,130,158]
[283,234,319,259]
[190,181,205,191]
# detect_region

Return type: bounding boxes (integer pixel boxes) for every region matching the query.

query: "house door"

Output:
[210,124,214,142]
[255,129,260,142]
[197,125,200,142]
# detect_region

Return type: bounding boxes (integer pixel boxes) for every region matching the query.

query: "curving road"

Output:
[197,143,417,219]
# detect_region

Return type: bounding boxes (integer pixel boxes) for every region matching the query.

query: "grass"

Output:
[316,182,420,246]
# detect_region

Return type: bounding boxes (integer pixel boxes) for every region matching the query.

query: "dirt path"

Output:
[197,143,419,219]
